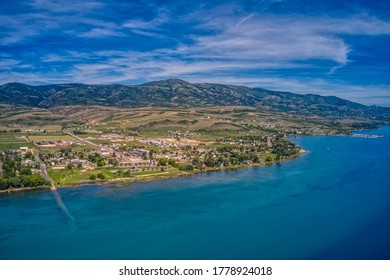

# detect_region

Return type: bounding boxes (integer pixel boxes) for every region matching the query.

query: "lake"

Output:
[1,127,389,259]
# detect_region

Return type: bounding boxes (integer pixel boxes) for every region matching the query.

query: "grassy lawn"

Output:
[0,142,34,151]
[48,168,112,186]
[47,167,180,186]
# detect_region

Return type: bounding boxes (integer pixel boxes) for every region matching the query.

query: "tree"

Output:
[7,177,22,188]
[223,157,230,166]
[89,174,96,180]
[178,164,194,171]
[97,173,105,179]
[168,158,178,167]
[205,157,215,167]
[77,163,83,169]
[20,175,46,187]
[108,158,118,166]
[0,179,8,190]
[157,158,168,166]
[191,156,202,168]
[66,163,73,170]
[19,167,32,176]
[252,155,260,163]
[25,151,34,160]
[149,149,154,160]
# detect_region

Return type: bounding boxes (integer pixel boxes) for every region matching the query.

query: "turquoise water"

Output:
[1,127,389,260]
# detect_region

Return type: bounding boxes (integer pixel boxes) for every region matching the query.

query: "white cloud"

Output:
[28,0,106,13]
[0,1,114,44]
[180,14,390,68]
[0,59,21,69]
[1,1,389,106]
[122,8,170,38]
[79,28,124,38]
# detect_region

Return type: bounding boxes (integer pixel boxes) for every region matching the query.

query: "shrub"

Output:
[178,164,194,171]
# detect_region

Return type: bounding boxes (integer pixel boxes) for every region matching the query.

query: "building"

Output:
[19,147,29,153]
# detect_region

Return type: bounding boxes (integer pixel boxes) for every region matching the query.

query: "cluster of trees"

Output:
[178,164,194,171]
[0,129,21,133]
[66,162,83,170]
[0,175,47,190]
[0,152,47,190]
[157,158,178,167]
[189,150,261,169]
[1,153,22,178]
[88,153,106,166]
[272,140,300,160]
[1,152,35,177]
[89,173,106,180]
[108,158,119,166]
[72,130,87,135]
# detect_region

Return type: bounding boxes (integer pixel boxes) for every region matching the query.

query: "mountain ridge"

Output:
[0,79,389,122]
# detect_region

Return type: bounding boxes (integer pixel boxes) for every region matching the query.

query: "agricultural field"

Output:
[28,135,76,142]
[1,104,332,189]
[0,103,81,131]
[0,133,33,151]
[52,105,338,139]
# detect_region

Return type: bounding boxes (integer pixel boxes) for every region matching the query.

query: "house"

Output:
[36,141,56,147]
[19,147,29,153]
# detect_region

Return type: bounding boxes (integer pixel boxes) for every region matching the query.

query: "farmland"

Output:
[28,135,76,142]
[0,103,375,190]
[0,133,32,151]
[0,103,81,131]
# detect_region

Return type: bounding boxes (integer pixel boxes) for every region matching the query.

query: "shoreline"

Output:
[0,150,304,194]
[0,185,51,194]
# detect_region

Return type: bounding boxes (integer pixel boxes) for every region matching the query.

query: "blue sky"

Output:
[1,0,389,105]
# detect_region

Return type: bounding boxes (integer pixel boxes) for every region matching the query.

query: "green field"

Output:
[0,133,32,151]
[47,167,181,186]
[0,142,34,151]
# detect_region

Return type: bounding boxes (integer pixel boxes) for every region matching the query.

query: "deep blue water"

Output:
[1,127,389,260]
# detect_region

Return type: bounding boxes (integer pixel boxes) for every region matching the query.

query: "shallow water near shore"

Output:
[1,127,389,260]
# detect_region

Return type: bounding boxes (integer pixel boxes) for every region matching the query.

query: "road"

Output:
[66,131,100,148]
[34,153,56,189]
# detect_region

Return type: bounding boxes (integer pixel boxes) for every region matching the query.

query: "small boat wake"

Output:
[52,188,75,223]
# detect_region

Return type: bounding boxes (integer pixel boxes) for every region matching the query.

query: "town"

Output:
[0,127,302,190]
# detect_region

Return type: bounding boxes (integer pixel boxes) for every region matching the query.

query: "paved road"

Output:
[66,132,100,148]
[34,153,56,189]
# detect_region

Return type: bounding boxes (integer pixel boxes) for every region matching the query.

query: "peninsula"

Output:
[0,79,389,191]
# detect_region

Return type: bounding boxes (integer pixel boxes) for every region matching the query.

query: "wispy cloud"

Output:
[184,14,390,66]
[0,0,389,105]
[122,8,171,38]
[0,1,115,44]
[78,27,124,38]
[28,0,106,14]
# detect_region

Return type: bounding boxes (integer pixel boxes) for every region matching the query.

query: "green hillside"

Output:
[0,79,389,122]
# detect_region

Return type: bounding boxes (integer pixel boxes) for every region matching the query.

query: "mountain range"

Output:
[0,78,389,122]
